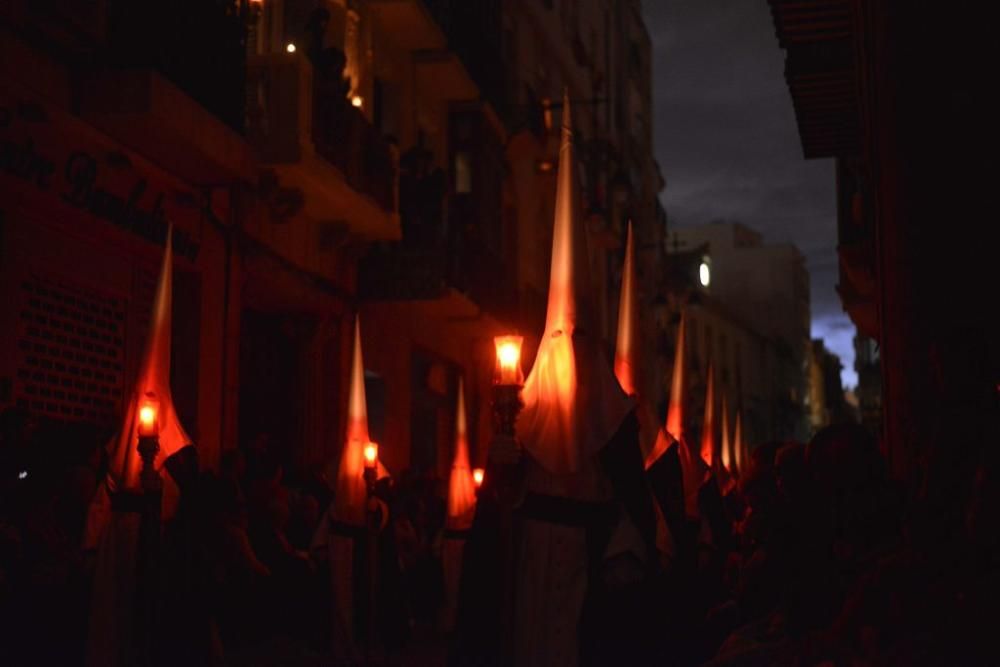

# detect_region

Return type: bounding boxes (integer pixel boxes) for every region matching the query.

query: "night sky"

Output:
[642,0,858,387]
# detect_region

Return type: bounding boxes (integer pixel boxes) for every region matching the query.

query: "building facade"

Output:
[0,0,664,484]
[668,222,811,441]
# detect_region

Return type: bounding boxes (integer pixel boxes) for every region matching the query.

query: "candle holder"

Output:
[137,394,162,495]
[491,335,525,445]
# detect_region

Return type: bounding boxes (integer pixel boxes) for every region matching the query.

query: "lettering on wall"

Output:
[0,104,201,261]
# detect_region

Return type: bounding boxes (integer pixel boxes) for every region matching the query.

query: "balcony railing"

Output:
[312,82,396,213]
[247,53,397,216]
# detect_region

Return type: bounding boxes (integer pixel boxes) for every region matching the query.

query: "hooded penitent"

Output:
[443,377,476,631]
[86,228,191,667]
[614,221,663,463]
[517,93,633,474]
[108,228,192,494]
[512,92,641,667]
[332,317,388,527]
[665,315,707,518]
[313,316,388,662]
[447,377,477,530]
[613,221,675,560]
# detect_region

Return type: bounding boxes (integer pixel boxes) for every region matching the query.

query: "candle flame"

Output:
[472,468,484,487]
[139,405,156,429]
[363,442,378,467]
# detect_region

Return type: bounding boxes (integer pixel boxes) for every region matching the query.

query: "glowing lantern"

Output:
[137,393,160,438]
[363,442,378,471]
[494,335,524,386]
[472,468,484,488]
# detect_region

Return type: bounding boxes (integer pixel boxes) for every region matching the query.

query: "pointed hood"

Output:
[333,317,387,526]
[107,227,192,492]
[718,390,737,494]
[614,221,638,397]
[446,378,477,530]
[517,90,633,474]
[720,391,732,473]
[665,315,687,442]
[733,409,746,476]
[699,364,716,469]
[614,221,661,462]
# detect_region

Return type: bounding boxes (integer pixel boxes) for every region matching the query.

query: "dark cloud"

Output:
[643,0,857,386]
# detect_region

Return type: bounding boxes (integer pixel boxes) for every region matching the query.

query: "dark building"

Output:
[768,1,996,485]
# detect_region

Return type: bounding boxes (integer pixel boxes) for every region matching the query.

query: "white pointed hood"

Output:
[446,378,477,530]
[107,227,192,492]
[333,317,388,526]
[517,91,633,474]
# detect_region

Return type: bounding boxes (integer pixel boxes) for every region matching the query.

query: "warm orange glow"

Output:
[363,442,378,469]
[517,91,633,474]
[472,468,484,487]
[720,391,732,472]
[137,396,158,437]
[333,317,388,526]
[286,43,296,53]
[351,95,363,108]
[614,221,638,397]
[700,364,716,469]
[447,379,477,529]
[665,315,687,441]
[537,159,554,173]
[494,335,524,385]
[103,226,192,496]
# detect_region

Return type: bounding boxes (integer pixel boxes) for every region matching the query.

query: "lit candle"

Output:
[494,335,524,386]
[351,94,363,108]
[363,442,378,471]
[138,395,159,437]
[472,467,484,488]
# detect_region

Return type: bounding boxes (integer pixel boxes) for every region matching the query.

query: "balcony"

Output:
[247,53,399,240]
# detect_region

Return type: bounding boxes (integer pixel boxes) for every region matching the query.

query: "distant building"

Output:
[668,222,811,441]
[807,338,855,433]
